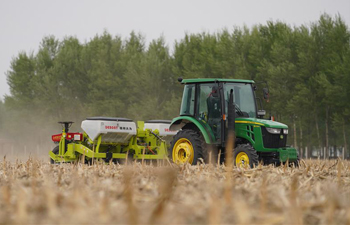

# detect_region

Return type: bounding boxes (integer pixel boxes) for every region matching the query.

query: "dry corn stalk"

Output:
[0,158,348,224]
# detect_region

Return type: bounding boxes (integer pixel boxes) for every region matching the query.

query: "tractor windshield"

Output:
[224,83,256,118]
[180,84,195,116]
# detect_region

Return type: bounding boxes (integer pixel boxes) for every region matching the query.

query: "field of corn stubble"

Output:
[0,158,350,224]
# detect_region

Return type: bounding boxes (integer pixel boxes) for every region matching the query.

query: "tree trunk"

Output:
[325,106,329,160]
[343,121,347,159]
[299,120,303,159]
[315,114,322,157]
[305,146,308,159]
[293,115,298,152]
[307,122,311,159]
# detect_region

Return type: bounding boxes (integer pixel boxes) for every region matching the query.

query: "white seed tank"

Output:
[144,120,178,142]
[81,117,137,143]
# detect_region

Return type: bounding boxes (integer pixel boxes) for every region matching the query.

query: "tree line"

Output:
[1,13,349,158]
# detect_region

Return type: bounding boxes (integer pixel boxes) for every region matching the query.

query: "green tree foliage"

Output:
[2,14,350,156]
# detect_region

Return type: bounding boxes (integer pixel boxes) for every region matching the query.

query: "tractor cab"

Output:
[170,78,298,167]
[176,79,257,146]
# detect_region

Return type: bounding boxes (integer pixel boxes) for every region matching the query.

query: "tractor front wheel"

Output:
[50,146,59,164]
[233,144,259,168]
[170,129,206,165]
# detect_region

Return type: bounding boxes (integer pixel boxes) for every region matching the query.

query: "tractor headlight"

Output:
[266,127,281,134]
[283,129,288,135]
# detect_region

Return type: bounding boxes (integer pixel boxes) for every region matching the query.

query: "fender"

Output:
[170,116,214,144]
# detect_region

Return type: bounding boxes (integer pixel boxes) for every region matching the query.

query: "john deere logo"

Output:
[280,135,284,139]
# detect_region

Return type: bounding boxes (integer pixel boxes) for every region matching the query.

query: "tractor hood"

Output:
[235,117,288,129]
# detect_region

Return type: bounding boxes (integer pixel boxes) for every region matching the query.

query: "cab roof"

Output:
[181,78,255,84]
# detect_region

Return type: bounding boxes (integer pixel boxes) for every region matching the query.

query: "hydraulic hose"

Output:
[150,131,163,141]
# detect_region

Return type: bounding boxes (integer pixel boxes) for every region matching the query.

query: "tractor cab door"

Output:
[196,83,223,144]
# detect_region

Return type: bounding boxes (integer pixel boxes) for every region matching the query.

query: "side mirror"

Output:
[257,110,266,117]
[263,88,269,100]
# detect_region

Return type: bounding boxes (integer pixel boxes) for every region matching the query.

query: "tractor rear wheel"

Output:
[170,129,207,165]
[50,146,59,164]
[233,144,259,168]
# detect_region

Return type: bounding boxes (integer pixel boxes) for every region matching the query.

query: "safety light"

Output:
[51,134,62,142]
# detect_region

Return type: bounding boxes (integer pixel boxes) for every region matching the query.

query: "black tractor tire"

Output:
[50,145,59,164]
[170,129,207,165]
[233,144,259,168]
[290,156,300,167]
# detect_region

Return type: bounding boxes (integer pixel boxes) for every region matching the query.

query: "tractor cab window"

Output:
[224,83,256,118]
[180,84,195,116]
[196,83,221,140]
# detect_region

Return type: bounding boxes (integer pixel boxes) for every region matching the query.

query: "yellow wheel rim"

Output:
[236,152,249,168]
[172,138,194,164]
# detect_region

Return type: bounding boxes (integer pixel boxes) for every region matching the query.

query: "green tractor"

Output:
[169,78,298,167]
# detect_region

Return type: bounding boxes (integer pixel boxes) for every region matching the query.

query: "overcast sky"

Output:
[0,0,349,100]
